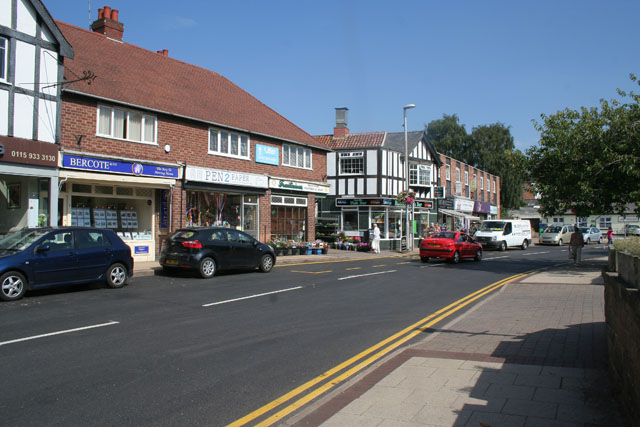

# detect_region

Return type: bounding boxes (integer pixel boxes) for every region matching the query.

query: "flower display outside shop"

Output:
[397,190,416,205]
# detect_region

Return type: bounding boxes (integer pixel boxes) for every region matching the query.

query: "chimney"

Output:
[334,107,349,138]
[91,5,124,41]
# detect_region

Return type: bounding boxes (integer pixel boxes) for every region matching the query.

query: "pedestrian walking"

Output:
[372,223,381,254]
[569,225,585,265]
[607,227,614,245]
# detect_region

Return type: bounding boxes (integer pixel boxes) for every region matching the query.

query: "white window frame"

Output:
[446,165,450,181]
[282,144,312,170]
[492,180,496,193]
[599,217,612,229]
[208,128,250,160]
[0,37,7,82]
[96,105,157,145]
[480,176,484,190]
[409,163,431,186]
[338,151,363,175]
[456,167,460,183]
[464,171,469,185]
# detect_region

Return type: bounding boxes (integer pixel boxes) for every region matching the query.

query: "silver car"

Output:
[624,224,640,236]
[540,224,574,246]
[578,227,602,244]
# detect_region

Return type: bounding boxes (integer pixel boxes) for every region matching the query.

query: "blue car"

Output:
[0,227,134,301]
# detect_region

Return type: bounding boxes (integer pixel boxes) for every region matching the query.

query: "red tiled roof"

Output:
[318,131,387,149]
[57,21,327,150]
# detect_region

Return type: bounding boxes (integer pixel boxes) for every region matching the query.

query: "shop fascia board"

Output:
[62,149,183,171]
[63,90,332,153]
[59,170,176,187]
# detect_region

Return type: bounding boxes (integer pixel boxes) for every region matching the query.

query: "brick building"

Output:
[57,7,329,261]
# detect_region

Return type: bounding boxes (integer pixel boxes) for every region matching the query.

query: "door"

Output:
[202,229,233,269]
[226,230,258,268]
[32,230,78,287]
[75,230,112,281]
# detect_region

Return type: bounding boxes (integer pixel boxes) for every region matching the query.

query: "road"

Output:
[0,244,608,426]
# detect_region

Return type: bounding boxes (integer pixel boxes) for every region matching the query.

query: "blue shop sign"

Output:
[63,155,179,178]
[134,246,149,254]
[255,144,279,166]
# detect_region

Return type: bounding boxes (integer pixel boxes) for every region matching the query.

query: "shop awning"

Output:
[439,208,481,221]
[60,170,176,186]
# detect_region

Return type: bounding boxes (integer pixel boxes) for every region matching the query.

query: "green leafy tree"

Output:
[528,74,640,217]
[425,114,469,160]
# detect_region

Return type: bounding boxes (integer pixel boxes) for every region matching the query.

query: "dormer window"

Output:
[339,151,363,175]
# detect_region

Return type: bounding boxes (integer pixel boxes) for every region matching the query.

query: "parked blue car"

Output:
[0,227,134,301]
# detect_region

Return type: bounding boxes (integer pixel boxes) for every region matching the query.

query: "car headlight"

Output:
[491,236,497,241]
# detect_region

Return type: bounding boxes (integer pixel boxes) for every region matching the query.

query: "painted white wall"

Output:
[41,25,54,43]
[327,152,336,176]
[17,0,37,37]
[366,150,377,175]
[381,178,387,196]
[366,178,376,195]
[347,178,354,195]
[328,179,336,196]
[338,179,345,195]
[40,48,58,96]
[381,150,387,175]
[0,89,8,135]
[0,0,11,27]
[357,178,363,194]
[15,40,36,90]
[38,98,56,142]
[13,92,33,139]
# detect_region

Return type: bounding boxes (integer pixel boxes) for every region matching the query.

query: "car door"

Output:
[226,230,258,269]
[75,229,112,281]
[203,229,233,270]
[31,230,78,287]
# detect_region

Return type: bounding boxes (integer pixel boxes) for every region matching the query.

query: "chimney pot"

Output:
[111,9,119,21]
[103,6,111,19]
[334,107,349,137]
[91,5,124,41]
[98,8,104,19]
[163,49,168,57]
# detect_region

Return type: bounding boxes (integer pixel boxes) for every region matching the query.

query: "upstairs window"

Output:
[283,144,312,169]
[97,105,156,144]
[409,163,431,186]
[492,180,496,193]
[456,167,460,183]
[339,151,363,175]
[0,37,6,81]
[209,128,250,159]
[464,171,469,185]
[446,165,451,181]
[480,176,484,190]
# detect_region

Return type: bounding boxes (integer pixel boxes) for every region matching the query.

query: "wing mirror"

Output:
[36,245,51,253]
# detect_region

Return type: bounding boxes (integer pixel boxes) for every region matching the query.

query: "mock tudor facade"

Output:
[0,0,73,234]
[56,6,329,261]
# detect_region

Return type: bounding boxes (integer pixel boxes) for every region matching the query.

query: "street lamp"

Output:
[403,103,415,252]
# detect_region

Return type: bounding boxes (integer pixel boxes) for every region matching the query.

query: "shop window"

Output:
[339,151,364,175]
[343,210,358,231]
[116,187,134,196]
[136,188,152,197]
[283,144,312,169]
[271,206,307,240]
[209,128,250,160]
[372,210,386,237]
[72,183,92,193]
[387,210,402,238]
[409,163,431,186]
[97,105,157,144]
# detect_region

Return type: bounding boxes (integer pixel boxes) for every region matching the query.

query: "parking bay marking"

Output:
[202,286,303,307]
[0,321,120,347]
[338,270,397,281]
[290,270,332,275]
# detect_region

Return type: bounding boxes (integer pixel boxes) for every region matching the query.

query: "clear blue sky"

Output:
[48,0,640,152]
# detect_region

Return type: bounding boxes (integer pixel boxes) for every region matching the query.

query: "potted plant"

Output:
[322,242,329,254]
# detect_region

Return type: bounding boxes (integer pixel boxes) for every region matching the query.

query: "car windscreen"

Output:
[544,226,562,233]
[0,229,50,251]
[578,227,589,233]
[479,222,505,231]
[432,232,457,239]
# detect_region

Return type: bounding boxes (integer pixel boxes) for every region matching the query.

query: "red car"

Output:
[419,231,483,264]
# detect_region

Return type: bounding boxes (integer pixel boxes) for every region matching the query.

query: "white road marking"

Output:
[338,270,397,281]
[484,256,509,260]
[523,251,551,256]
[0,321,120,346]
[202,286,303,307]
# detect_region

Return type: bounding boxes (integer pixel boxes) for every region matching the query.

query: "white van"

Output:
[473,220,532,251]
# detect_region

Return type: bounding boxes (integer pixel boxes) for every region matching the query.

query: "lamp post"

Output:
[403,103,415,252]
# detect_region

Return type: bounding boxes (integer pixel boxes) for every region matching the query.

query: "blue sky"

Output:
[48,1,640,152]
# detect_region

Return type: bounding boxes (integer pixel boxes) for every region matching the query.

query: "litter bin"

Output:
[362,230,370,244]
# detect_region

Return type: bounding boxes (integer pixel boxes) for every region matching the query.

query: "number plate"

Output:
[165,259,179,265]
[430,244,441,248]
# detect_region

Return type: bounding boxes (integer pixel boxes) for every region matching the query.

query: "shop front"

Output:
[184,165,268,240]
[0,137,60,235]
[269,178,329,241]
[439,197,479,232]
[60,153,180,261]
[474,201,491,221]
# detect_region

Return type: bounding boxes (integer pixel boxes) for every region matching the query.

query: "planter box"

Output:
[616,250,640,289]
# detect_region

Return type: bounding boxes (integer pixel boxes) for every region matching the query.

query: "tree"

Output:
[425,114,469,160]
[528,75,640,217]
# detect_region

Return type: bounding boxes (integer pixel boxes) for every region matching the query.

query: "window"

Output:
[578,217,588,227]
[97,105,157,144]
[209,128,250,159]
[0,37,6,81]
[76,230,109,249]
[599,217,612,229]
[492,180,496,193]
[282,144,312,169]
[446,165,450,181]
[553,217,564,223]
[409,163,431,186]
[464,171,469,185]
[456,167,460,183]
[339,151,363,175]
[480,176,484,190]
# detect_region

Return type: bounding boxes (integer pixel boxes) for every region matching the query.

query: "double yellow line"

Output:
[227,272,528,427]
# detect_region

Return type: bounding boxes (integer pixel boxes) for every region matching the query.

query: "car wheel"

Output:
[199,257,216,279]
[420,256,429,263]
[0,271,27,301]
[106,263,128,288]
[259,254,274,273]
[586,238,590,245]
[450,251,460,264]
[499,241,507,252]
[521,240,528,250]
[475,249,482,261]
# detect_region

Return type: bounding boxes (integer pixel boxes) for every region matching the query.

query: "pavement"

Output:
[132,245,630,426]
